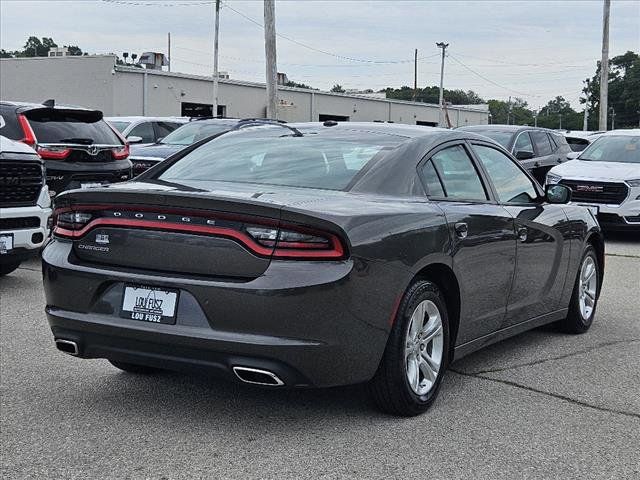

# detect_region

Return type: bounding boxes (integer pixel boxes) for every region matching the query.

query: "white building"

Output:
[47,47,70,57]
[0,55,489,126]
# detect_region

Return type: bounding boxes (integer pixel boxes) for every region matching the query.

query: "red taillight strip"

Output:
[18,114,36,146]
[37,147,71,160]
[54,217,345,259]
[54,218,275,256]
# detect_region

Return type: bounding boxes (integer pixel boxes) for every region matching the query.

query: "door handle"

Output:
[454,222,468,239]
[517,226,528,242]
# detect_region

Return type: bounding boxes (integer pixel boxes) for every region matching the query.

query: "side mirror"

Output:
[566,151,580,160]
[127,135,143,144]
[546,184,572,204]
[515,150,535,160]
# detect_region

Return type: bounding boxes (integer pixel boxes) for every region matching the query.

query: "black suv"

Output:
[458,125,571,184]
[0,101,132,195]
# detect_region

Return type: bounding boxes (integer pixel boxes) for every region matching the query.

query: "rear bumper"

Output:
[44,159,133,194]
[42,240,404,387]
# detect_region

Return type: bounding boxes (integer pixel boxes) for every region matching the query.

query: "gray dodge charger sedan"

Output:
[43,122,604,416]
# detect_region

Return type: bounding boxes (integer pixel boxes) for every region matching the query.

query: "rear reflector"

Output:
[53,206,345,260]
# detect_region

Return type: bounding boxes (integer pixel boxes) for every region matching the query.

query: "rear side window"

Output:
[161,122,231,145]
[530,130,552,156]
[429,145,487,201]
[421,160,445,197]
[25,110,121,144]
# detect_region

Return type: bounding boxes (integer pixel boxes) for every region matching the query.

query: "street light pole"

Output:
[436,42,448,127]
[264,0,278,120]
[583,78,590,131]
[212,0,220,117]
[599,0,611,130]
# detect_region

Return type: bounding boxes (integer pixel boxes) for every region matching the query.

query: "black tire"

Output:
[0,261,21,276]
[558,245,599,334]
[369,280,450,416]
[109,360,162,374]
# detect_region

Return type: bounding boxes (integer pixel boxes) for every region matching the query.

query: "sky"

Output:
[1,0,639,109]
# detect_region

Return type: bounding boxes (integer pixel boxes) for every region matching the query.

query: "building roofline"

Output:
[113,65,488,113]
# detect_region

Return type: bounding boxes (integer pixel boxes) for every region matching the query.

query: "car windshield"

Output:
[579,135,640,163]
[467,130,512,148]
[161,122,232,145]
[108,121,131,133]
[158,126,402,191]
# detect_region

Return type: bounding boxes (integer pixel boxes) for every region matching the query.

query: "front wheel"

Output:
[369,281,450,416]
[558,245,600,334]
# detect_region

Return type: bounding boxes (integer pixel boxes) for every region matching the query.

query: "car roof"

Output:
[289,122,454,139]
[0,100,97,113]
[600,129,640,137]
[459,124,560,134]
[105,116,189,123]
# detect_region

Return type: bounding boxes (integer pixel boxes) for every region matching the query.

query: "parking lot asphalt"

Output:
[1,234,639,480]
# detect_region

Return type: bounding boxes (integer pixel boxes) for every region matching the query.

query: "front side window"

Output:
[155,121,182,138]
[579,135,640,164]
[514,132,534,154]
[129,122,155,143]
[429,145,487,201]
[158,126,401,191]
[473,144,538,204]
[530,130,553,156]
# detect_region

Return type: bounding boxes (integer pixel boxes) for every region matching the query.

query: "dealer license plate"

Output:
[121,285,179,324]
[81,182,104,189]
[0,234,13,254]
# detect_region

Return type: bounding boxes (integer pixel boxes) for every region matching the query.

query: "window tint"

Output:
[161,122,231,145]
[430,145,487,201]
[530,130,552,156]
[129,122,155,143]
[108,121,131,133]
[514,132,534,154]
[155,121,181,138]
[473,145,538,204]
[159,127,401,191]
[464,130,512,148]
[25,110,121,144]
[421,160,445,197]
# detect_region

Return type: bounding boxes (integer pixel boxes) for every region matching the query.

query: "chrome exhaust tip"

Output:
[55,339,79,356]
[232,366,285,386]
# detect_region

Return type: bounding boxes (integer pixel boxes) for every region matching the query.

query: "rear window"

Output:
[158,126,401,191]
[26,109,121,144]
[161,122,232,145]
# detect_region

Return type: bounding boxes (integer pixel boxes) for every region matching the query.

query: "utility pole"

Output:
[610,107,616,130]
[436,42,448,127]
[559,113,562,130]
[264,0,278,120]
[507,96,512,125]
[212,0,221,117]
[583,79,590,131]
[167,32,171,72]
[599,0,611,130]
[412,49,418,102]
[533,110,538,127]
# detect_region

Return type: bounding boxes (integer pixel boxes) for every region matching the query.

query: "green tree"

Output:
[17,36,57,57]
[330,84,345,93]
[381,85,484,105]
[285,80,317,90]
[0,49,13,58]
[66,45,83,56]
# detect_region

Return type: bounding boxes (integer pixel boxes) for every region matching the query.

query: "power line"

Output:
[221,1,439,65]
[448,54,538,97]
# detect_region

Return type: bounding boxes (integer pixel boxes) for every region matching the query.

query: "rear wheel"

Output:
[558,245,599,334]
[109,360,162,374]
[369,281,449,416]
[0,262,21,276]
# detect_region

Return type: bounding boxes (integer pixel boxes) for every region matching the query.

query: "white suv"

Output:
[0,136,51,276]
[546,129,640,231]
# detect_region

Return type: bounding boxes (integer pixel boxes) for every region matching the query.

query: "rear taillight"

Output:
[53,206,346,260]
[112,143,129,160]
[17,114,36,146]
[55,211,93,231]
[37,146,71,160]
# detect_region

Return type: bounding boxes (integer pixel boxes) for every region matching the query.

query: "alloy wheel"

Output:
[405,300,444,396]
[578,255,597,320]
